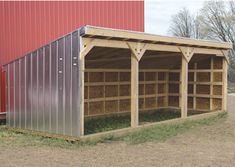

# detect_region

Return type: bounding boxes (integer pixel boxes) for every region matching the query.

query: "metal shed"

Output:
[3,26,232,137]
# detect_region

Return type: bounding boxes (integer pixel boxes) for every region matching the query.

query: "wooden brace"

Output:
[179,47,194,62]
[127,42,148,61]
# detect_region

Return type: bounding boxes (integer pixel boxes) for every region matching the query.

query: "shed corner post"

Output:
[79,37,85,136]
[222,57,228,112]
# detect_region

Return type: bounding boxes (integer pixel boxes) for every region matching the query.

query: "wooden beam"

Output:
[81,37,230,59]
[181,56,188,118]
[80,38,95,59]
[79,38,85,136]
[221,50,230,64]
[210,57,214,110]
[222,58,228,111]
[83,26,232,49]
[131,53,139,127]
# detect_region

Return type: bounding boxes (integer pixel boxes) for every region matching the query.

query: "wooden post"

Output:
[131,54,139,127]
[222,58,228,111]
[79,37,85,136]
[181,56,188,118]
[210,57,214,111]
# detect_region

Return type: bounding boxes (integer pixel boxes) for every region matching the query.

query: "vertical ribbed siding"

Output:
[0,1,144,112]
[6,30,81,136]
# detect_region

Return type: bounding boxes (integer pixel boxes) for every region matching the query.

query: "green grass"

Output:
[121,112,226,144]
[0,111,226,148]
[85,110,181,135]
[84,110,208,135]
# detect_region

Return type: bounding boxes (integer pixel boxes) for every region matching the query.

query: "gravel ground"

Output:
[0,95,235,167]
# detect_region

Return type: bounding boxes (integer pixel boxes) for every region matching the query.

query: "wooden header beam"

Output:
[81,25,232,50]
[80,38,230,60]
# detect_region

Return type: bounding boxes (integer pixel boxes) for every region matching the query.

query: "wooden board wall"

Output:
[84,56,224,117]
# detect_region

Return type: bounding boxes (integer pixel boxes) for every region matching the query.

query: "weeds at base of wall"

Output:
[0,112,226,148]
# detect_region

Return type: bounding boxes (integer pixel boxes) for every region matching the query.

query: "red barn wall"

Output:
[0,1,145,112]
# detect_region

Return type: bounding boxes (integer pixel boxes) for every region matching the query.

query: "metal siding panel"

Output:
[20,58,26,129]
[57,38,64,134]
[25,54,32,129]
[7,65,10,126]
[71,31,79,136]
[50,42,58,133]
[15,61,20,128]
[63,35,72,136]
[44,45,50,132]
[9,63,14,127]
[64,34,72,135]
[38,48,44,131]
[32,52,38,130]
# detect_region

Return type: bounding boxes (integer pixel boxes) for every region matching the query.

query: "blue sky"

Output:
[144,0,206,35]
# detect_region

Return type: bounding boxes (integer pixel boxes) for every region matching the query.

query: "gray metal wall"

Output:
[6,30,81,137]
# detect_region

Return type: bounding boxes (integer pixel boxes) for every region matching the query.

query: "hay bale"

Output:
[105,72,118,82]
[213,85,222,95]
[145,84,156,95]
[213,72,222,82]
[169,72,180,81]
[105,100,118,113]
[213,57,223,69]
[89,72,104,82]
[145,97,156,109]
[158,84,165,94]
[89,101,104,115]
[120,72,130,81]
[188,84,193,94]
[105,85,118,97]
[89,86,104,99]
[119,99,130,112]
[196,98,210,110]
[212,98,222,110]
[197,72,210,82]
[196,85,210,94]
[168,96,179,107]
[120,85,131,96]
[145,72,156,81]
[169,83,179,93]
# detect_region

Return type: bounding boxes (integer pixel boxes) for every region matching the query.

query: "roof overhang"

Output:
[80,25,232,50]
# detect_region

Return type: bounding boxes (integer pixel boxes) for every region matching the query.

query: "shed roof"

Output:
[80,25,232,50]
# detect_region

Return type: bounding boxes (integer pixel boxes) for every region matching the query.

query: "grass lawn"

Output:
[84,110,207,135]
[0,110,223,148]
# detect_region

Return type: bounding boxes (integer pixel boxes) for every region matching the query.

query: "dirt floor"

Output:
[0,95,235,167]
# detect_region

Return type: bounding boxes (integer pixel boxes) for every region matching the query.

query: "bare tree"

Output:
[169,8,194,38]
[199,1,235,69]
[169,0,235,81]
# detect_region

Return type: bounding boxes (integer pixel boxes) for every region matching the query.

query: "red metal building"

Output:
[0,1,145,113]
